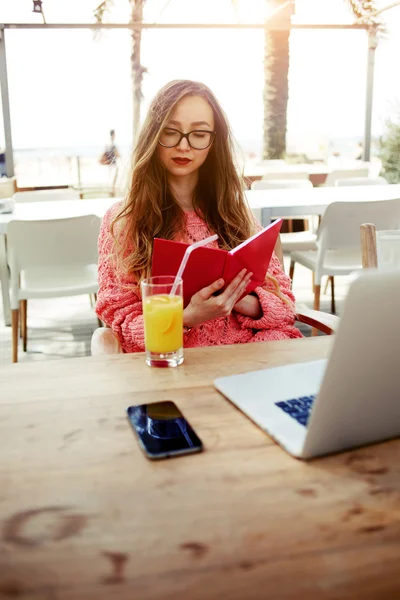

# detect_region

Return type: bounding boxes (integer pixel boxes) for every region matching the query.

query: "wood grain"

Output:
[361,223,378,268]
[1,337,400,599]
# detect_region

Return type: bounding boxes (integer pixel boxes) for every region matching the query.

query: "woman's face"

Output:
[157,95,215,178]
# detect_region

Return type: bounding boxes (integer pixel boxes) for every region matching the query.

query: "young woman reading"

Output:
[95,80,301,353]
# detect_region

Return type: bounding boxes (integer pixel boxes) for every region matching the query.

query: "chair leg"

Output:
[12,309,19,363]
[19,301,23,338]
[311,284,321,337]
[289,260,295,282]
[20,300,28,351]
[323,276,331,295]
[92,293,102,327]
[22,300,27,351]
[313,284,321,311]
[89,293,98,308]
[330,276,336,314]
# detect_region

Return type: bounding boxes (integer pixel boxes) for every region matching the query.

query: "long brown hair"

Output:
[110,79,255,281]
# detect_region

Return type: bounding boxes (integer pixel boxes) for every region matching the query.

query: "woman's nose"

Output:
[176,136,190,151]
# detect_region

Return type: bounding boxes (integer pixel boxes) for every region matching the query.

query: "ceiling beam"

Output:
[2,22,370,31]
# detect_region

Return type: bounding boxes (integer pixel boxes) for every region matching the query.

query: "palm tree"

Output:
[263,1,294,159]
[262,0,381,160]
[94,0,146,142]
[345,0,382,24]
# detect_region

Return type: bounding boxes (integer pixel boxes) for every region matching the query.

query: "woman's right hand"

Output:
[183,269,253,328]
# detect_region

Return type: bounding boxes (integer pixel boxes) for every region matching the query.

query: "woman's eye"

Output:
[164,129,177,137]
[192,132,206,138]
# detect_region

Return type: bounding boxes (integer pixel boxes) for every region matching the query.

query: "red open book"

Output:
[152,218,283,307]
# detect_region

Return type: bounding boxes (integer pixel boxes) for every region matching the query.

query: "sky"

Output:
[0,0,399,152]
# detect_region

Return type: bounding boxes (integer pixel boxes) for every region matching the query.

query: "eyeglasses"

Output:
[158,128,216,150]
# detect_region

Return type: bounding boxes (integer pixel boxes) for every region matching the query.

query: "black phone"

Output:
[126,401,203,460]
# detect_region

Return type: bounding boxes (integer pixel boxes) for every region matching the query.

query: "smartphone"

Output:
[126,401,203,460]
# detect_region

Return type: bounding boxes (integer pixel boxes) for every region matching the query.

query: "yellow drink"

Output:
[143,294,183,354]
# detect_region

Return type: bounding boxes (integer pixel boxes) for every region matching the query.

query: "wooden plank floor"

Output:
[0,262,350,366]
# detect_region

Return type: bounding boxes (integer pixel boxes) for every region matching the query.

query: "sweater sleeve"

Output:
[235,217,297,331]
[95,206,145,353]
[235,253,297,330]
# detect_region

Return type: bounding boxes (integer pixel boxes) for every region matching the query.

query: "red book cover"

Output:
[152,218,282,307]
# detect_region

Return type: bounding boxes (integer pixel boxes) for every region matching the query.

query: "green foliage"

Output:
[379,111,400,183]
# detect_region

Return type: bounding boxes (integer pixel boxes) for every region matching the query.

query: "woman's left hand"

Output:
[234,294,262,319]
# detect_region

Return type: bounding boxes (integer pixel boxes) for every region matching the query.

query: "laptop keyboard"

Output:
[275,395,316,427]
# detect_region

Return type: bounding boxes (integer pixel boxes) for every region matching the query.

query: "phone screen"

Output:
[126,401,203,459]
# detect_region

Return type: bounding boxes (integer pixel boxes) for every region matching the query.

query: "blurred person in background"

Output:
[99,129,120,196]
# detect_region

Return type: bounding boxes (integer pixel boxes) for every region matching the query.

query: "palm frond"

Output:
[344,0,385,30]
[93,0,115,24]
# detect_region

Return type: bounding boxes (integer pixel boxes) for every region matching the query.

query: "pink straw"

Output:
[169,234,219,296]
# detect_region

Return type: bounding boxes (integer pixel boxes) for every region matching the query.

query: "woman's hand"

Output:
[183,269,253,328]
[233,294,263,319]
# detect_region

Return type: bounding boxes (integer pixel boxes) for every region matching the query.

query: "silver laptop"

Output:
[214,270,400,459]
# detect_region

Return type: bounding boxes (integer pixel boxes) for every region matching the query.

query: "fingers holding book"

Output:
[183,269,253,328]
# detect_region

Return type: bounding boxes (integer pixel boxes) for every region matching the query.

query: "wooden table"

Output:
[1,337,400,599]
[243,163,330,187]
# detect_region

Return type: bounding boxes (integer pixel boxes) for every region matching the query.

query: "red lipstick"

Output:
[172,158,191,165]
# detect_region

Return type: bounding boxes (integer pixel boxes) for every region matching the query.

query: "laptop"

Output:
[214,270,400,459]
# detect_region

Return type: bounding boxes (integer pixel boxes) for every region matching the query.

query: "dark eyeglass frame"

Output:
[158,127,216,150]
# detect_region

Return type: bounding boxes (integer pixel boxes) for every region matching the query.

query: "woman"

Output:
[95,80,301,353]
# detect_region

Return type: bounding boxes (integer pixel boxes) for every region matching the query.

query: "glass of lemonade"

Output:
[141,276,184,368]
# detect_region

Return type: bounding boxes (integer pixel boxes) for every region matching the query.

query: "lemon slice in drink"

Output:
[146,295,174,333]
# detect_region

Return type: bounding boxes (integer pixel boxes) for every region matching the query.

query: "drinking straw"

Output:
[169,234,219,296]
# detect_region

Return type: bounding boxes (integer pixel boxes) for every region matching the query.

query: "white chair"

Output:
[12,189,81,202]
[250,179,318,258]
[323,175,388,300]
[0,176,17,199]
[7,214,101,362]
[324,168,369,186]
[262,171,309,181]
[290,199,400,318]
[251,179,312,190]
[335,176,388,187]
[256,159,287,167]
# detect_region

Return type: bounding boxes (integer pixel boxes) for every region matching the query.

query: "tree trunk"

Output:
[130,0,145,143]
[263,0,292,159]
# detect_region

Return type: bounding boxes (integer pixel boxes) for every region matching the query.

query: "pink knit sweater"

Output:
[95,203,302,353]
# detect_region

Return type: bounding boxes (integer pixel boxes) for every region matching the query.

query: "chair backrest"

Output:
[261,171,309,181]
[256,159,287,167]
[0,176,17,199]
[251,179,313,190]
[318,199,400,251]
[335,176,388,187]
[7,215,101,274]
[13,189,81,202]
[324,168,369,187]
[361,223,400,270]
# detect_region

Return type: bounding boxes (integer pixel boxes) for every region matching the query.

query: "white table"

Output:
[0,197,120,326]
[245,184,400,225]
